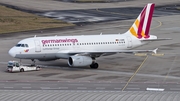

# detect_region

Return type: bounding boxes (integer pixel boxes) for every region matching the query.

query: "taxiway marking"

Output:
[163,56,177,82]
[122,56,148,91]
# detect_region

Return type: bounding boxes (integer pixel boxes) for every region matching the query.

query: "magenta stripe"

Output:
[137,6,147,38]
[144,4,155,38]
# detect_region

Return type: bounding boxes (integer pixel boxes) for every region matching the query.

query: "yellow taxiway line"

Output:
[122,55,149,91]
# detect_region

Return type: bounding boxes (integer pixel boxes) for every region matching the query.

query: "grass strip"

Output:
[0,5,74,34]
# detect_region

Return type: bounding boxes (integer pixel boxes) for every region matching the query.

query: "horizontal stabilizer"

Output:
[140,38,172,41]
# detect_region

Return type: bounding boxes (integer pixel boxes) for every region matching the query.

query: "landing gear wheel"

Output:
[90,63,99,69]
[20,68,24,72]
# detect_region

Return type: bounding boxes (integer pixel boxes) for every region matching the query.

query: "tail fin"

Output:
[128,3,155,39]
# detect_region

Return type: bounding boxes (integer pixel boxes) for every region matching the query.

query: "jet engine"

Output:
[68,56,93,67]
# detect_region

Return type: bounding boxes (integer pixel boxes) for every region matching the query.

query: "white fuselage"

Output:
[9,34,144,61]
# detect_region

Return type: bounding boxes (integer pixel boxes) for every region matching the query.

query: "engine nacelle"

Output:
[68,56,93,67]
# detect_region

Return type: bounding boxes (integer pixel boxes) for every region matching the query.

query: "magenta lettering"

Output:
[41,38,78,45]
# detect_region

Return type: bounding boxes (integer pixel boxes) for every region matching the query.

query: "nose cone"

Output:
[8,48,16,58]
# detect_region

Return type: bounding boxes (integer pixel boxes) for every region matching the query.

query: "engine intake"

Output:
[68,56,93,67]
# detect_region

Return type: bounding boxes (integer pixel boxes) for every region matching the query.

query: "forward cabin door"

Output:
[127,36,132,48]
[34,40,41,52]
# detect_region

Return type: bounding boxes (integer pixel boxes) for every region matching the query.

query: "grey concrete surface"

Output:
[0,0,179,11]
[0,1,179,100]
[0,81,180,91]
[0,14,180,90]
[0,90,179,101]
[38,5,180,24]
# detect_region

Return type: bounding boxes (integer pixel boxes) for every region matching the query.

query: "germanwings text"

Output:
[41,38,78,45]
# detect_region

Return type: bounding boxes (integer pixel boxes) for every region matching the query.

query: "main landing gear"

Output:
[90,62,99,69]
[90,57,99,69]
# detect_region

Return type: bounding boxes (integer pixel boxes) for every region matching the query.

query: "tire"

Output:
[90,63,99,69]
[20,68,24,72]
[36,66,40,71]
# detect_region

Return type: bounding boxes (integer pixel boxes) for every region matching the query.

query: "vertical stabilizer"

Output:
[127,3,155,39]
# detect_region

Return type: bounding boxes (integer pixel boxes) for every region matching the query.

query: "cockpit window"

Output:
[16,44,21,47]
[21,44,25,47]
[15,44,29,47]
[25,44,29,47]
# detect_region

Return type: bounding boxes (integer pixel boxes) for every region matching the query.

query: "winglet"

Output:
[153,48,158,54]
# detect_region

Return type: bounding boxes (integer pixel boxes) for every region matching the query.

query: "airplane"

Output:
[9,3,170,69]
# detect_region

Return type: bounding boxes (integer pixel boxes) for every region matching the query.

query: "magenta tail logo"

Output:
[130,3,155,39]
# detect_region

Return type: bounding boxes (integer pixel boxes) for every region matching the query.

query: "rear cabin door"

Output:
[127,36,132,48]
[34,40,41,52]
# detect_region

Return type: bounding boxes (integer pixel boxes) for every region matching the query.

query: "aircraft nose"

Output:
[8,48,16,58]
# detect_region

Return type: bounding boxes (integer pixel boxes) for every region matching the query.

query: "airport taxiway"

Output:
[0,0,179,94]
[0,14,180,91]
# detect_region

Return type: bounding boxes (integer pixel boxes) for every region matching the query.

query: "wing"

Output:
[63,48,158,58]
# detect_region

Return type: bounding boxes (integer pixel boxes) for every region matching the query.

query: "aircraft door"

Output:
[127,36,132,48]
[34,40,41,52]
[73,42,79,50]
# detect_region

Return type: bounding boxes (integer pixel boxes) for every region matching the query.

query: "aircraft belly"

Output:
[15,53,57,60]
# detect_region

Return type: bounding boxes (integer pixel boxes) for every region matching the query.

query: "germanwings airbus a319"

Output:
[9,3,170,69]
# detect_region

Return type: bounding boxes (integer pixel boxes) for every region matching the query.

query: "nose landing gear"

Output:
[31,59,36,66]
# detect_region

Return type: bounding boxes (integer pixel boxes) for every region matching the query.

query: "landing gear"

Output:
[90,63,99,69]
[31,59,36,66]
[90,57,99,69]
